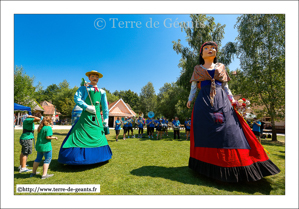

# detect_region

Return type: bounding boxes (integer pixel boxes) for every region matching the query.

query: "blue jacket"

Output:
[74,85,109,122]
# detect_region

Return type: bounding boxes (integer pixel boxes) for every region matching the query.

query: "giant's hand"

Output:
[86,105,96,114]
[103,118,109,127]
[187,101,192,108]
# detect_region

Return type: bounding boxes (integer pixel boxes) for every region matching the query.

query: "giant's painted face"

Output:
[201,44,217,60]
[88,74,99,85]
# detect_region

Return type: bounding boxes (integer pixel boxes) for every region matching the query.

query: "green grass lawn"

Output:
[14,129,285,195]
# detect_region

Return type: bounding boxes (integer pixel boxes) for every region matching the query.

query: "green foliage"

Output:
[14,66,38,109]
[225,67,243,95]
[172,15,236,121]
[174,87,193,121]
[113,89,140,113]
[139,82,157,115]
[173,14,226,92]
[235,14,285,141]
[106,93,120,105]
[156,82,192,120]
[14,129,285,195]
[102,88,120,105]
[51,80,78,117]
[35,84,59,104]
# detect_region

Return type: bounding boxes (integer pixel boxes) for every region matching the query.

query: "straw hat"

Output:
[85,70,103,78]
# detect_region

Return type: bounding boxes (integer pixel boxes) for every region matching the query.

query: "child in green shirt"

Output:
[31,116,58,179]
[19,112,41,173]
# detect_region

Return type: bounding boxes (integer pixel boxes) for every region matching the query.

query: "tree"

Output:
[52,80,78,117]
[106,93,119,106]
[156,82,192,121]
[235,14,285,141]
[172,15,234,116]
[139,82,157,115]
[225,67,243,95]
[173,15,228,91]
[102,88,119,105]
[14,66,38,109]
[113,89,140,113]
[156,83,176,119]
[34,83,45,104]
[122,90,140,113]
[35,84,60,104]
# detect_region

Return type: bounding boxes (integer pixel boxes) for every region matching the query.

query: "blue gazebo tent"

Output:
[14,103,32,115]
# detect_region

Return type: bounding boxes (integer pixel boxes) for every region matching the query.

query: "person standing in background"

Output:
[252,117,262,143]
[186,118,191,140]
[123,117,129,140]
[172,117,181,139]
[154,118,159,137]
[171,119,174,132]
[164,118,169,136]
[115,117,122,142]
[148,117,155,139]
[127,117,134,138]
[184,118,189,136]
[137,116,144,138]
[156,118,164,140]
[146,117,151,137]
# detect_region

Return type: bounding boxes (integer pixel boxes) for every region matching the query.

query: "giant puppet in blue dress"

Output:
[58,70,112,165]
[187,41,280,182]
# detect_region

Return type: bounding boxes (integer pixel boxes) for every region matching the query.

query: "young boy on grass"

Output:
[19,112,41,173]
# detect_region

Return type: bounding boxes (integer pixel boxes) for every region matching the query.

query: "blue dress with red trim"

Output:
[189,70,280,182]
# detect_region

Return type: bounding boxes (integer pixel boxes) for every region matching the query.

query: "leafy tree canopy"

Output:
[234,14,285,141]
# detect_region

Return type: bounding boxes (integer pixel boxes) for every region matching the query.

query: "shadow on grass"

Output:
[272,154,285,160]
[139,138,155,141]
[131,166,273,195]
[261,140,285,146]
[52,132,68,136]
[14,172,33,179]
[14,159,110,179]
[107,140,117,143]
[47,159,110,173]
[137,135,187,142]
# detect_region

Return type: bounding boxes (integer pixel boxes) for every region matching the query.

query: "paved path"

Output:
[262,129,285,136]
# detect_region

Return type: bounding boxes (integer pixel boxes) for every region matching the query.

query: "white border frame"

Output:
[1,1,298,208]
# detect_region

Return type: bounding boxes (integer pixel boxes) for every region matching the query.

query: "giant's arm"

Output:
[222,82,235,102]
[188,81,198,102]
[100,89,109,126]
[74,86,88,110]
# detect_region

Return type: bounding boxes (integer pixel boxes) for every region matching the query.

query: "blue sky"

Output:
[14,14,240,95]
